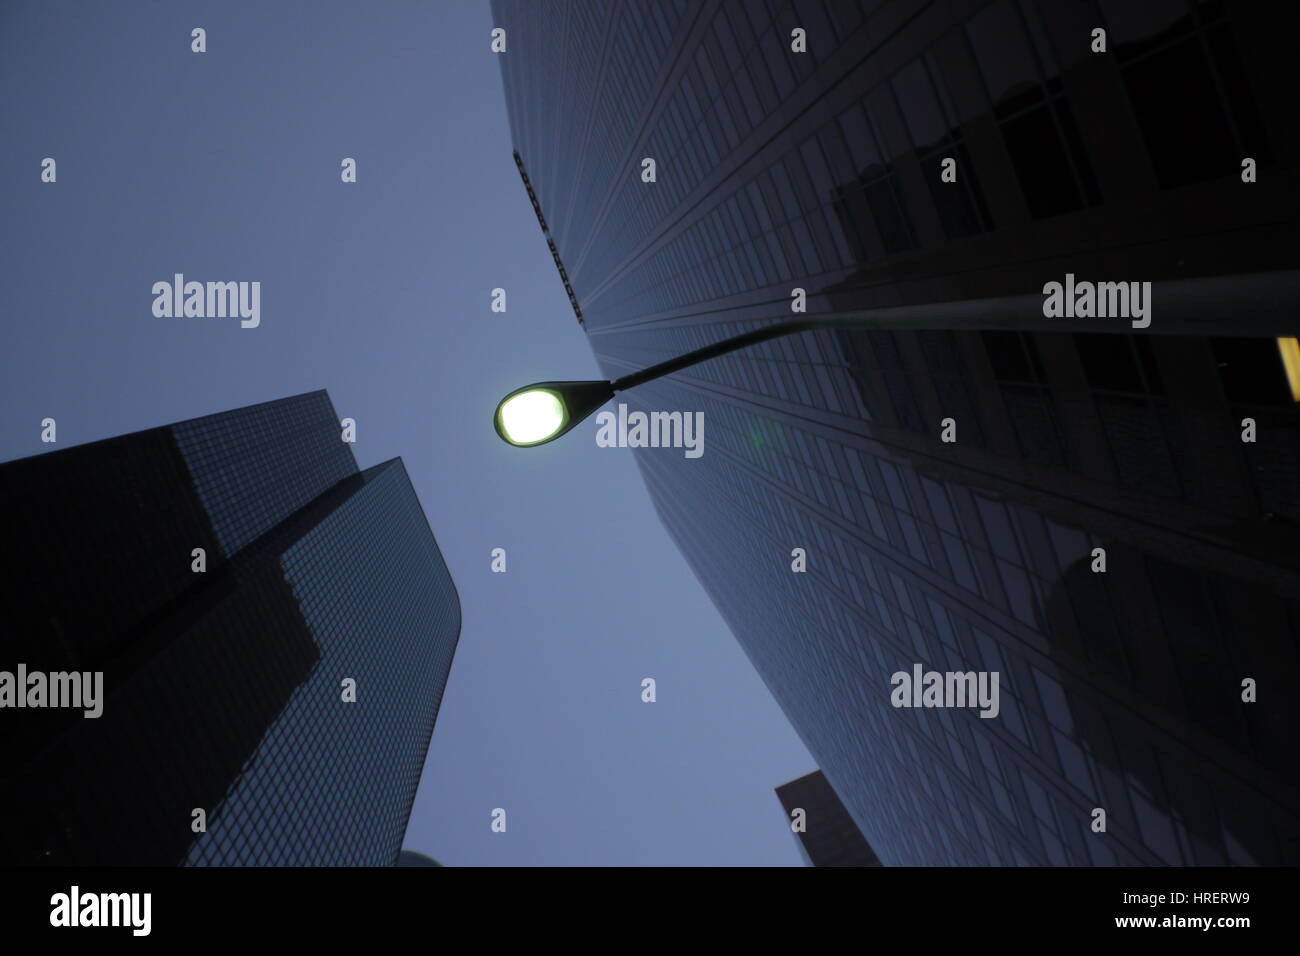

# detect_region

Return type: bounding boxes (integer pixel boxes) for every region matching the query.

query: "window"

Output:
[964,0,1101,216]
[1121,39,1236,188]
[1099,0,1274,187]
[891,57,993,238]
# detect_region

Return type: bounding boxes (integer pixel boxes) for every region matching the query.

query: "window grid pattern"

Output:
[496,0,1300,866]
[188,460,460,866]
[0,394,460,866]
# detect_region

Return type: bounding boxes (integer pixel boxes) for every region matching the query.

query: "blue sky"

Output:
[0,0,814,865]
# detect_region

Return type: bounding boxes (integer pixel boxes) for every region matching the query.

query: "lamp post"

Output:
[494,270,1300,447]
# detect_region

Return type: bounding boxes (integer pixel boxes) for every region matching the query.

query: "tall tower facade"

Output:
[0,391,461,865]
[777,770,883,866]
[496,0,1300,864]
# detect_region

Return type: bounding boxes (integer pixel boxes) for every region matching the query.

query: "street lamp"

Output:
[494,380,615,446]
[493,271,1300,448]
[493,320,825,447]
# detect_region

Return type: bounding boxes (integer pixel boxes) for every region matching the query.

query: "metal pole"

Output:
[612,270,1300,393]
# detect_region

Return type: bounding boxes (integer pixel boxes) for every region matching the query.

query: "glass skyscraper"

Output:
[0,391,461,866]
[495,0,1300,864]
[777,770,883,866]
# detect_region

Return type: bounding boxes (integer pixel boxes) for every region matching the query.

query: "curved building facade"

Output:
[495,0,1300,865]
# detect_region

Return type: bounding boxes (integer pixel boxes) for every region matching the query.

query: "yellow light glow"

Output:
[498,389,566,444]
[1278,338,1300,402]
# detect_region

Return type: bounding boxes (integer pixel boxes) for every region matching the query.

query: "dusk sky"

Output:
[0,0,815,864]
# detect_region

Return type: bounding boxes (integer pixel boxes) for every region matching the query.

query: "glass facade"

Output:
[496,0,1300,864]
[777,770,883,866]
[0,392,461,866]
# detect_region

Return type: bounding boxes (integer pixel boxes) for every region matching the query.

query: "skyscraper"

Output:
[777,770,883,866]
[0,391,461,866]
[496,0,1300,864]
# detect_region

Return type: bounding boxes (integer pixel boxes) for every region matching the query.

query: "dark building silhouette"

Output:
[777,770,883,866]
[0,392,461,866]
[396,850,444,867]
[496,0,1300,865]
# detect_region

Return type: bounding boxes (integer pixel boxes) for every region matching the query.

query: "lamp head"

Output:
[494,380,615,447]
